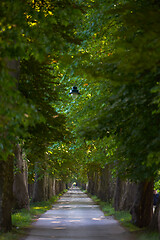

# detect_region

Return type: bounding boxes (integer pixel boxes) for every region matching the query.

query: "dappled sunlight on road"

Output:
[23,187,137,240]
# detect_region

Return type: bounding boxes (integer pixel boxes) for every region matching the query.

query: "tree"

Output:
[0,0,84,231]
[60,0,160,228]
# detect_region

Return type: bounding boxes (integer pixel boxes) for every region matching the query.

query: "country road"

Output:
[23,187,137,240]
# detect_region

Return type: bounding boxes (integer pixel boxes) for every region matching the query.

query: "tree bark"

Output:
[114,177,138,211]
[87,164,100,196]
[114,177,123,211]
[94,170,100,196]
[59,180,66,193]
[44,173,48,201]
[0,59,19,231]
[87,170,94,195]
[28,183,34,199]
[13,144,29,210]
[52,178,56,196]
[130,180,153,227]
[32,173,45,202]
[0,155,14,232]
[99,164,115,202]
[0,162,4,229]
[48,176,52,199]
[55,180,66,195]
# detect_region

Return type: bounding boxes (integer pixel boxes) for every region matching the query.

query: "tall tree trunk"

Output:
[52,178,56,196]
[48,177,55,198]
[114,177,123,211]
[87,164,100,196]
[93,170,100,196]
[114,177,138,211]
[99,164,115,202]
[55,180,59,195]
[130,180,153,227]
[0,59,19,231]
[32,173,45,202]
[44,173,48,201]
[87,170,94,195]
[28,183,34,199]
[122,182,138,211]
[55,180,66,195]
[0,162,4,229]
[13,144,29,210]
[0,155,14,232]
[59,180,66,193]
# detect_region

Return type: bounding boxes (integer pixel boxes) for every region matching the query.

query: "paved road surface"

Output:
[23,187,137,240]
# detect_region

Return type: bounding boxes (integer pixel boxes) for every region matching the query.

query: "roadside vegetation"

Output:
[90,194,140,231]
[0,192,64,240]
[90,194,159,240]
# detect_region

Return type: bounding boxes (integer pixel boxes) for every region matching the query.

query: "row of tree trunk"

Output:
[0,145,67,232]
[86,163,160,231]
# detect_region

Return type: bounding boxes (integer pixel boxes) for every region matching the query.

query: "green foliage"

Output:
[0,0,84,160]
[43,0,160,186]
[61,0,160,183]
[0,0,160,215]
[19,57,68,160]
[154,172,160,192]
[0,69,39,160]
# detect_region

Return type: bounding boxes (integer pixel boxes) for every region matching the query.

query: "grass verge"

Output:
[137,232,160,240]
[89,194,159,240]
[0,192,65,240]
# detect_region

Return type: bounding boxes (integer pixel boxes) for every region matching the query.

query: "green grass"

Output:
[114,210,140,231]
[11,195,59,229]
[90,194,142,232]
[30,195,59,216]
[100,202,115,216]
[0,232,23,240]
[0,193,63,240]
[100,201,138,231]
[137,232,160,240]
[12,209,32,228]
[89,194,160,239]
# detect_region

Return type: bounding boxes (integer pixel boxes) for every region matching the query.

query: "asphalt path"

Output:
[23,187,137,240]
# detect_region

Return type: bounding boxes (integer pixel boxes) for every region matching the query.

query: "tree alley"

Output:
[61,0,160,231]
[0,0,83,232]
[0,0,160,233]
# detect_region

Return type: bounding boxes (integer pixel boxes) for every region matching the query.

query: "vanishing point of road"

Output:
[23,187,137,240]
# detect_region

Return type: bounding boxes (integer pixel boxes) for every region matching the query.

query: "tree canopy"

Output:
[58,0,160,183]
[0,0,160,188]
